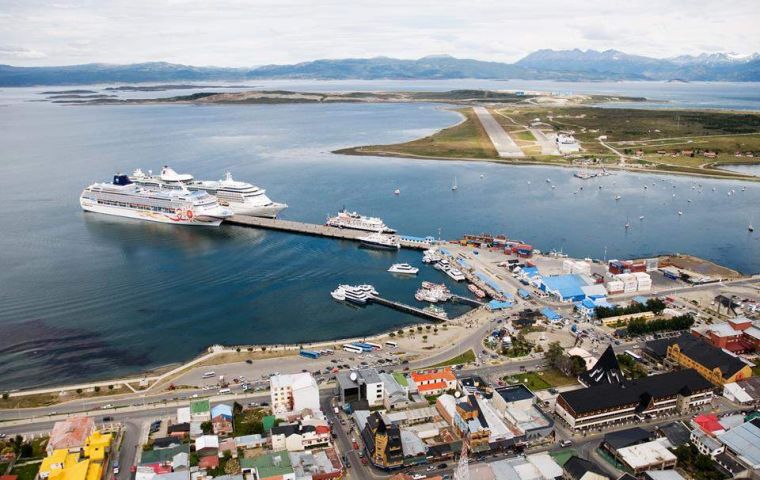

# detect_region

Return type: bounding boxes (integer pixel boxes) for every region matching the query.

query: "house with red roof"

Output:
[410,368,456,396]
[692,414,725,435]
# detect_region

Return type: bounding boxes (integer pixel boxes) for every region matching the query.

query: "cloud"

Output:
[0,0,757,66]
[0,45,47,59]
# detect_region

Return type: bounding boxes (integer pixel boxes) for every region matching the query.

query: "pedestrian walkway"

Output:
[473,106,525,157]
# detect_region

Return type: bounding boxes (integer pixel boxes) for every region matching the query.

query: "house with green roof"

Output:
[240,452,294,480]
[190,399,211,422]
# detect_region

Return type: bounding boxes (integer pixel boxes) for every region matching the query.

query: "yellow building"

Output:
[40,432,112,480]
[664,335,753,386]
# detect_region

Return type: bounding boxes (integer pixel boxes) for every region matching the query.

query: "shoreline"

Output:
[334,146,760,183]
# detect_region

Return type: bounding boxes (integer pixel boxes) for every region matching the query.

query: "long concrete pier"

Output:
[370,296,448,322]
[225,215,431,249]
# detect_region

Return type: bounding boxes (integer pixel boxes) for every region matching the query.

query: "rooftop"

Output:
[49,417,95,451]
[411,368,455,384]
[644,334,748,379]
[603,427,651,450]
[240,452,294,478]
[615,440,676,469]
[717,419,760,469]
[559,369,712,415]
[495,384,534,403]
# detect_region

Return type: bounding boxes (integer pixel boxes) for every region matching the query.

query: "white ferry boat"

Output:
[388,263,419,275]
[131,167,287,218]
[80,174,233,226]
[326,209,395,233]
[358,232,400,250]
[331,284,377,305]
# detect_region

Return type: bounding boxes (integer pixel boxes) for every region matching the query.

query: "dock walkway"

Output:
[370,296,448,322]
[225,215,429,249]
[473,106,525,158]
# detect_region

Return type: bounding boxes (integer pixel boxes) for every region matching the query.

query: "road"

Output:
[472,107,525,158]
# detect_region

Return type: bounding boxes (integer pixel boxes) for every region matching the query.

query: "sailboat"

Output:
[750,218,755,232]
[624,217,630,230]
[451,177,458,191]
[394,188,400,195]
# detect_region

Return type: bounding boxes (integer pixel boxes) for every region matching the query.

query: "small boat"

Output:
[678,211,683,216]
[749,223,754,232]
[625,222,630,230]
[394,189,400,195]
[480,174,484,179]
[615,195,621,201]
[451,177,458,191]
[423,304,448,319]
[639,216,645,221]
[546,178,552,183]
[474,289,486,299]
[467,284,479,294]
[388,263,419,275]
[421,281,435,289]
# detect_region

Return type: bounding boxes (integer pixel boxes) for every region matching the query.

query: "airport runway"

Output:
[473,106,525,157]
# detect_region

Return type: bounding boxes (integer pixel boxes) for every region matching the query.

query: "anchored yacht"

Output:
[80,174,233,226]
[326,209,395,233]
[388,263,419,275]
[131,166,287,218]
[331,284,377,305]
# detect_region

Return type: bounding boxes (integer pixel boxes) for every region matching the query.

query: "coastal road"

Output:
[473,107,525,158]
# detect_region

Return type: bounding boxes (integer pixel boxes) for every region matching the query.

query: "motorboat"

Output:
[388,263,419,275]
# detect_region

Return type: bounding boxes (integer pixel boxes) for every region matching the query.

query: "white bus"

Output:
[343,344,363,354]
[218,388,231,395]
[364,342,382,350]
[385,341,398,348]
[202,371,216,378]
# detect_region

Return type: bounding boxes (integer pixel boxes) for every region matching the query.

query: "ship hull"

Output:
[80,199,224,226]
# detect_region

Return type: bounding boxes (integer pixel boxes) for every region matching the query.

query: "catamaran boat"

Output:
[388,263,419,275]
[423,304,448,319]
[131,166,287,218]
[326,209,395,233]
[422,250,443,264]
[358,232,400,250]
[80,174,233,226]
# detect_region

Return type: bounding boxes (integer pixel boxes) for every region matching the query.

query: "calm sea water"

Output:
[1,83,759,389]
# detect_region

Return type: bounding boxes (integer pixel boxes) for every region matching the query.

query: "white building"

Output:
[270,372,320,417]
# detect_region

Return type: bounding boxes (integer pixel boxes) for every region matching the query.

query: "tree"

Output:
[224,458,241,474]
[233,402,243,415]
[94,386,100,392]
[76,388,83,394]
[20,443,33,458]
[2,392,8,400]
[422,335,428,343]
[569,356,587,376]
[108,385,114,391]
[389,332,395,337]
[544,341,564,368]
[236,347,241,353]
[201,421,213,435]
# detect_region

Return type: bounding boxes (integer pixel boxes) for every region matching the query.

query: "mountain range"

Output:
[1,49,759,86]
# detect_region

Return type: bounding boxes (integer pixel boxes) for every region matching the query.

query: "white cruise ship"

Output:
[326,209,395,233]
[131,167,287,218]
[330,284,377,305]
[80,174,233,226]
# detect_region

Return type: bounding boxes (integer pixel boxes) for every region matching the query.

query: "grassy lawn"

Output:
[549,449,576,467]
[513,130,537,142]
[342,108,498,159]
[429,349,475,367]
[11,462,41,480]
[505,368,577,390]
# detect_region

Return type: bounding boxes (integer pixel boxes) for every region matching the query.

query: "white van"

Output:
[202,371,216,378]
[218,388,232,395]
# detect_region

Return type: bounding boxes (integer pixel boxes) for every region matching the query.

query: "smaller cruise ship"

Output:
[331,284,378,305]
[358,232,400,250]
[326,209,395,233]
[131,166,287,218]
[388,263,419,275]
[80,174,233,226]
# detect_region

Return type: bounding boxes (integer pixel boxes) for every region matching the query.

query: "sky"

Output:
[0,0,758,67]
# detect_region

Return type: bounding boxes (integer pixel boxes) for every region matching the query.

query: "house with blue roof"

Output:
[541,307,562,322]
[211,404,233,420]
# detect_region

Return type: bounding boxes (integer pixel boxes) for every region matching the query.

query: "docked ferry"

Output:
[326,209,395,233]
[358,232,401,250]
[131,166,287,218]
[80,174,233,226]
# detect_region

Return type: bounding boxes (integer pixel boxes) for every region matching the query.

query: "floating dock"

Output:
[225,215,430,249]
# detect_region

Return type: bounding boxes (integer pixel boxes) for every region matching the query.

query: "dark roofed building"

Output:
[601,428,651,450]
[643,334,752,385]
[362,412,403,470]
[555,369,713,431]
[563,455,609,480]
[655,421,691,447]
[579,345,623,387]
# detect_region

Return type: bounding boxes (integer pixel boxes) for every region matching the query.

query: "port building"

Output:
[555,369,713,431]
